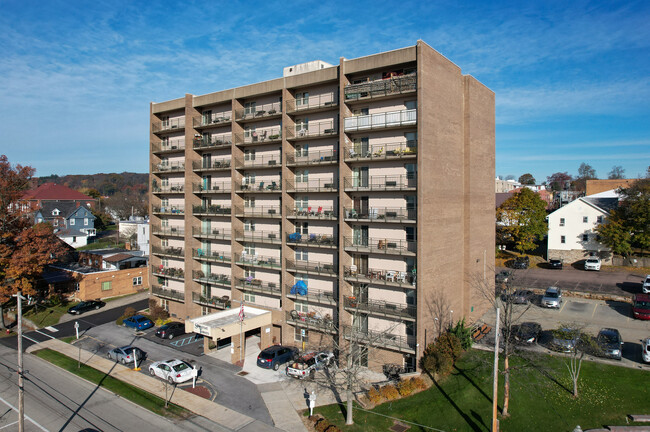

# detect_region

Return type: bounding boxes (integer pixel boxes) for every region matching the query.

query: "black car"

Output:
[548,259,563,269]
[495,270,512,284]
[155,322,186,340]
[67,300,106,315]
[511,256,530,269]
[257,345,299,370]
[503,289,534,304]
[511,322,542,344]
[596,328,623,360]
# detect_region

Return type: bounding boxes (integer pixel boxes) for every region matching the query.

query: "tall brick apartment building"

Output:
[149,41,495,370]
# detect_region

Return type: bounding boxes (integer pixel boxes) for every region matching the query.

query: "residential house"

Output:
[34,202,96,247]
[119,217,150,255]
[495,178,521,193]
[23,182,96,210]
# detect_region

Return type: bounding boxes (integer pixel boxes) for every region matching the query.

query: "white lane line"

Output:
[0,421,18,430]
[44,326,58,333]
[0,395,49,432]
[22,334,41,344]
[34,330,55,340]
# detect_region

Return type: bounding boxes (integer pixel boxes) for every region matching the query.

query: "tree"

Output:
[552,324,598,398]
[546,172,573,191]
[518,173,536,185]
[104,189,148,220]
[505,175,515,181]
[608,166,625,180]
[497,188,548,254]
[577,163,597,180]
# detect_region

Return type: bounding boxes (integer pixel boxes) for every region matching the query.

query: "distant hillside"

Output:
[35,172,148,197]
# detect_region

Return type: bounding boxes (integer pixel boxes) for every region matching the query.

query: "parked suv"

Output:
[548,259,563,269]
[542,286,562,308]
[584,257,601,271]
[642,275,650,294]
[596,328,623,360]
[641,338,650,363]
[257,346,298,371]
[511,256,530,269]
[632,294,650,320]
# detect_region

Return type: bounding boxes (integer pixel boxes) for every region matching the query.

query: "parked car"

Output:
[596,328,623,360]
[68,300,106,315]
[511,322,542,344]
[286,351,335,379]
[155,322,185,340]
[122,314,154,330]
[632,294,650,320]
[149,359,194,384]
[541,286,562,308]
[641,338,650,363]
[257,345,298,370]
[511,256,529,269]
[548,259,563,270]
[106,345,146,365]
[584,257,601,271]
[495,270,512,284]
[551,327,580,352]
[503,289,534,305]
[642,275,650,294]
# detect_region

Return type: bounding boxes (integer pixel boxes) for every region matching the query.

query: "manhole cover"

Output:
[236,371,249,376]
[389,422,409,432]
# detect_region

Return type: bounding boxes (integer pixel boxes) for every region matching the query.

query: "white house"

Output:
[547,190,619,264]
[118,217,149,255]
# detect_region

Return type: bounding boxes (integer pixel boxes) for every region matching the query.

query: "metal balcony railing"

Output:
[152,118,185,133]
[192,158,232,171]
[236,180,281,193]
[194,111,232,128]
[285,259,337,276]
[344,140,417,161]
[344,73,417,101]
[286,93,338,113]
[234,154,282,169]
[234,206,281,218]
[234,128,282,145]
[234,253,281,269]
[192,291,231,308]
[342,326,416,354]
[286,310,337,334]
[151,266,184,280]
[193,135,232,150]
[192,227,232,241]
[343,296,416,320]
[286,120,338,140]
[343,237,416,255]
[151,285,185,301]
[235,277,282,296]
[192,270,231,287]
[343,174,416,191]
[235,230,282,244]
[344,207,416,222]
[152,140,185,154]
[235,101,282,121]
[152,162,185,173]
[151,245,184,258]
[192,249,231,263]
[286,149,338,166]
[286,178,337,192]
[193,181,232,194]
[286,232,337,247]
[150,225,184,237]
[192,205,232,216]
[152,184,184,194]
[344,109,416,132]
[286,206,337,220]
[343,265,415,287]
[285,284,337,305]
[152,206,185,216]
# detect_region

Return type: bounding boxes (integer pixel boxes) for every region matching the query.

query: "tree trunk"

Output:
[573,376,578,398]
[502,355,510,416]
[346,388,353,425]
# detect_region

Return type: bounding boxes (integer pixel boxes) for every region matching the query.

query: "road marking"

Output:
[34,330,56,340]
[591,304,599,318]
[44,326,58,332]
[0,395,49,432]
[0,421,18,430]
[558,301,567,313]
[22,334,40,344]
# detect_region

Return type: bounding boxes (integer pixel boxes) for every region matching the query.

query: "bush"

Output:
[325,426,342,432]
[148,299,169,322]
[122,307,137,318]
[436,332,463,361]
[411,377,427,390]
[368,387,382,404]
[420,332,463,377]
[379,384,399,401]
[450,318,473,350]
[397,378,421,397]
[315,418,331,432]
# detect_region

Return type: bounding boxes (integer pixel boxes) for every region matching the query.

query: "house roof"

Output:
[582,197,619,213]
[24,183,94,201]
[38,201,79,219]
[56,227,90,238]
[496,193,511,208]
[104,253,138,263]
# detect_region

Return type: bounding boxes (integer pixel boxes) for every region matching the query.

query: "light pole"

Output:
[13,290,25,432]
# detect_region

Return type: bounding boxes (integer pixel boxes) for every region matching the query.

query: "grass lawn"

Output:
[35,349,190,419]
[24,302,78,328]
[314,350,649,431]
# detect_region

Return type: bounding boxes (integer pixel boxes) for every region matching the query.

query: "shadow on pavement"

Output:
[616,281,642,295]
[142,330,205,356]
[605,300,632,318]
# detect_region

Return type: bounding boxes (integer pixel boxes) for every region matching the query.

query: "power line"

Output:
[353,405,448,432]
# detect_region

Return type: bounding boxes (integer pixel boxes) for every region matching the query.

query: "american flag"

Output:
[239,302,245,322]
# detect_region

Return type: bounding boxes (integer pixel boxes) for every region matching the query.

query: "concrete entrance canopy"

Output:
[187,306,272,341]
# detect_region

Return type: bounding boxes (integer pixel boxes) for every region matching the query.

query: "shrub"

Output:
[435,332,463,361]
[379,384,400,401]
[368,387,382,404]
[122,307,137,318]
[325,426,342,432]
[148,299,170,322]
[450,318,473,350]
[411,377,427,390]
[315,418,331,432]
[420,332,462,377]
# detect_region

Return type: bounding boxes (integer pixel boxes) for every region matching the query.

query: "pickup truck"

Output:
[285,351,335,379]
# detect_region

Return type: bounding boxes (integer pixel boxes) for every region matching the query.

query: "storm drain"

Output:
[389,422,409,432]
[236,371,249,376]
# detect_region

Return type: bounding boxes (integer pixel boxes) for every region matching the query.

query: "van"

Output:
[632,294,650,320]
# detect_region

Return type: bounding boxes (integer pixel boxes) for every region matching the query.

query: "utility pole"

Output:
[13,289,25,432]
[492,307,500,432]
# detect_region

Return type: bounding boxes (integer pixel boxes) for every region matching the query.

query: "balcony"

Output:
[193,136,232,151]
[344,109,416,132]
[343,296,416,321]
[234,206,281,218]
[152,140,185,154]
[236,180,281,193]
[343,174,416,192]
[192,227,232,241]
[152,206,185,216]
[152,118,185,134]
[192,270,232,288]
[286,93,338,114]
[235,230,282,245]
[151,245,184,258]
[192,158,232,173]
[286,149,338,167]
[151,225,184,237]
[152,184,184,195]
[192,291,231,309]
[286,310,337,334]
[343,266,415,288]
[286,232,337,248]
[193,181,232,194]
[234,253,281,270]
[285,284,337,305]
[235,102,282,122]
[344,141,417,162]
[234,154,281,169]
[286,206,337,220]
[344,207,416,223]
[344,73,417,102]
[285,259,337,277]
[192,249,231,264]
[235,277,282,296]
[152,162,185,174]
[151,285,185,302]
[342,326,416,354]
[343,237,416,256]
[192,205,232,217]
[286,178,338,193]
[234,128,282,146]
[152,266,184,281]
[286,120,338,141]
[193,112,232,129]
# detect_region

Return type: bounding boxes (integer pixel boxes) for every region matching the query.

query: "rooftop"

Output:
[24,183,95,202]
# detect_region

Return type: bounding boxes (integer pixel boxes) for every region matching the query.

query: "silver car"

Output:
[106,346,146,365]
[542,286,562,308]
[551,327,580,352]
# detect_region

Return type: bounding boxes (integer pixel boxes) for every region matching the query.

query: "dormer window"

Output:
[52,209,60,216]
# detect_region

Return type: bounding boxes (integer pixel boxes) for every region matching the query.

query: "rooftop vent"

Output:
[283,60,334,77]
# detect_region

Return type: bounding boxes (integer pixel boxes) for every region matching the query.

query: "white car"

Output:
[584,257,601,271]
[643,275,650,294]
[642,338,650,363]
[149,359,194,384]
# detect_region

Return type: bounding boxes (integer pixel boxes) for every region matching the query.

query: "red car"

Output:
[632,294,650,320]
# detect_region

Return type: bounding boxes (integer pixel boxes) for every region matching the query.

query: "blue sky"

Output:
[0,0,648,183]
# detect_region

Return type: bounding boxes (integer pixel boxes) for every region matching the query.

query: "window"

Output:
[295,300,308,314]
[583,216,588,223]
[101,281,112,291]
[296,170,309,183]
[295,118,309,134]
[72,236,77,242]
[244,125,256,138]
[244,197,256,208]
[244,220,255,232]
[296,222,308,235]
[161,299,169,311]
[244,149,256,161]
[84,217,89,226]
[244,244,256,256]
[560,236,566,244]
[296,92,309,107]
[295,143,309,157]
[582,234,589,242]
[295,248,308,261]
[597,216,603,223]
[244,102,256,116]
[244,268,256,279]
[201,306,210,316]
[244,293,256,303]
[161,238,168,247]
[559,218,565,227]
[405,100,416,110]
[294,327,308,342]
[70,218,75,226]
[52,209,60,216]
[133,276,142,286]
[53,220,58,227]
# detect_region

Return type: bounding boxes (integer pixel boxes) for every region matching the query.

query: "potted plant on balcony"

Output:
[348,296,357,307]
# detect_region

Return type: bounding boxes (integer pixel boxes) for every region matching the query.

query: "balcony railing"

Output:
[152,206,185,216]
[192,158,232,172]
[344,73,417,101]
[236,180,281,193]
[344,109,416,132]
[234,128,282,145]
[235,230,282,244]
[192,249,231,263]
[194,112,232,128]
[152,184,184,194]
[343,237,416,255]
[286,206,337,220]
[192,291,231,308]
[286,178,338,193]
[192,227,232,241]
[234,206,281,218]
[286,120,338,140]
[286,93,338,113]
[234,253,281,269]
[286,149,338,166]
[286,310,337,334]
[193,135,232,150]
[286,232,337,247]
[342,326,416,354]
[344,140,417,161]
[152,162,185,173]
[151,285,185,301]
[152,140,185,154]
[235,102,282,121]
[192,270,232,287]
[152,118,185,133]
[193,182,232,194]
[343,174,416,192]
[344,207,416,222]
[151,245,184,258]
[235,277,282,296]
[192,205,232,216]
[152,266,184,280]
[343,296,416,320]
[234,154,281,169]
[151,225,184,237]
[285,284,337,305]
[343,265,415,287]
[285,259,337,276]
